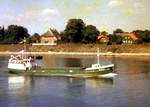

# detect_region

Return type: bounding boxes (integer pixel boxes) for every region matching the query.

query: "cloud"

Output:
[21,8,60,19]
[133,2,146,14]
[108,0,147,16]
[42,8,59,15]
[107,0,134,16]
[108,0,123,7]
[53,0,101,18]
[0,8,61,34]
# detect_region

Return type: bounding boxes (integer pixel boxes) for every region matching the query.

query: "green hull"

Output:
[8,67,113,78]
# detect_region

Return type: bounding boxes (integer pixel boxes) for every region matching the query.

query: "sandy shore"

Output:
[0,44,150,56]
[0,51,150,56]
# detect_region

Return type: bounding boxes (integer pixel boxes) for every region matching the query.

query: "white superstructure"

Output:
[85,63,114,71]
[85,48,114,71]
[8,54,33,71]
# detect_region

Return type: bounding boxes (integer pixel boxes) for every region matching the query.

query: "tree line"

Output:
[62,19,150,44]
[62,19,99,43]
[0,18,150,44]
[0,25,30,44]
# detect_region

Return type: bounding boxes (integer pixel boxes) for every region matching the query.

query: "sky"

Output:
[0,0,150,35]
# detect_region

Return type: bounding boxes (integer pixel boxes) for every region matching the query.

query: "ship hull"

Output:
[8,67,114,78]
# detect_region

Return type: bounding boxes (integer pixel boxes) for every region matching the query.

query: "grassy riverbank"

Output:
[0,43,149,53]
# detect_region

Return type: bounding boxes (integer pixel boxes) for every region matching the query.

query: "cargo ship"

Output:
[8,49,116,78]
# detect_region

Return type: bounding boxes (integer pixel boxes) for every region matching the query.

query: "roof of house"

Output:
[97,35,109,40]
[124,32,139,41]
[41,28,61,40]
[115,32,139,41]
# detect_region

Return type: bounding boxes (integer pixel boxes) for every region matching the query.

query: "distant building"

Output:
[119,32,139,44]
[32,28,61,46]
[97,35,110,43]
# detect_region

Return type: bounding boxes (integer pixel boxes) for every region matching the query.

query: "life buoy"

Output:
[11,60,16,63]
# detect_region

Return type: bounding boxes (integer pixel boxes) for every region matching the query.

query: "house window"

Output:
[44,41,48,43]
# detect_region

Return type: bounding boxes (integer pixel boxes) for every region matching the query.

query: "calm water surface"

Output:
[0,55,150,107]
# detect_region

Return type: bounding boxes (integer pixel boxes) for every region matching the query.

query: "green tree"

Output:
[27,33,41,43]
[101,31,108,35]
[111,28,124,44]
[133,30,150,43]
[63,18,85,43]
[0,26,5,43]
[113,28,124,34]
[82,25,100,43]
[4,25,30,44]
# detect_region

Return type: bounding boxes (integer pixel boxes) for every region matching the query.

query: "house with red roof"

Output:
[97,35,110,43]
[115,32,139,44]
[121,32,139,44]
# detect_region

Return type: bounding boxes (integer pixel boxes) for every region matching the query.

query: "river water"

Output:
[0,55,150,107]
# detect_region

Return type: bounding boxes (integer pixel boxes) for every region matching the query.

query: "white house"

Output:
[32,28,61,46]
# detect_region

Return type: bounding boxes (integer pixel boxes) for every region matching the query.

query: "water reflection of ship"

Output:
[8,76,31,89]
[8,76,31,106]
[64,77,114,106]
[85,78,114,89]
[66,78,86,96]
[66,77,114,92]
[64,78,86,107]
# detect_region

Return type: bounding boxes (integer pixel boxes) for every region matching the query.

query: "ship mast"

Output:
[23,37,26,59]
[97,48,100,64]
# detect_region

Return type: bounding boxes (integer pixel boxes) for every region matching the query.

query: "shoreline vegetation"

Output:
[0,44,150,56]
